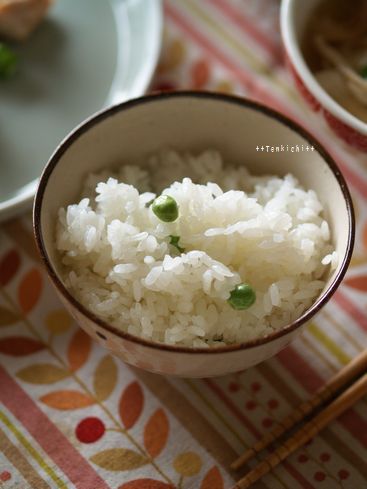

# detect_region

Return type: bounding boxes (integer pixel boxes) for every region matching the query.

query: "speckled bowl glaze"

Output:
[281,0,367,152]
[33,92,354,377]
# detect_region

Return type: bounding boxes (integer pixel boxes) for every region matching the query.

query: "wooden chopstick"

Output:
[232,371,367,489]
[231,348,367,470]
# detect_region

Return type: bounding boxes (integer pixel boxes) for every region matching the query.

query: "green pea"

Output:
[0,43,18,79]
[152,195,179,222]
[360,65,367,79]
[228,283,256,310]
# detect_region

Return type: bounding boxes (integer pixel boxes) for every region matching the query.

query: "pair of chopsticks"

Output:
[231,349,367,488]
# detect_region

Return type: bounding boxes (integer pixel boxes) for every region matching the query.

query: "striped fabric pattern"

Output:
[1,1,366,488]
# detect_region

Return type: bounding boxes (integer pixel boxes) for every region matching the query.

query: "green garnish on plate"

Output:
[0,43,18,79]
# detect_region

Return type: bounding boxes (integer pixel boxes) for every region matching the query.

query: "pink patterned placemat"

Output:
[1,1,367,488]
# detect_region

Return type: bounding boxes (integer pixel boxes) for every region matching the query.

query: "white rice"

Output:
[56,150,337,347]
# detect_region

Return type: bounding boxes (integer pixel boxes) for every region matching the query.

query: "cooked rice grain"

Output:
[56,150,337,347]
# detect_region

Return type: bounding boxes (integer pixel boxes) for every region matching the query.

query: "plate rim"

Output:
[0,0,163,222]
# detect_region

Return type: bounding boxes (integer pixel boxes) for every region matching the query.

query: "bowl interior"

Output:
[36,93,353,345]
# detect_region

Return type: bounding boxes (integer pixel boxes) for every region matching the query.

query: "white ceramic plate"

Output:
[0,0,162,222]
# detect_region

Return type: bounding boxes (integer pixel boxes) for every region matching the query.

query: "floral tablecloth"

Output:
[1,1,367,488]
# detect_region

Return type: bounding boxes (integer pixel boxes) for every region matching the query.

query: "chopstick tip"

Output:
[230,449,254,471]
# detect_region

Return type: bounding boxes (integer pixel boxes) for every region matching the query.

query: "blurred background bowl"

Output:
[33,92,354,377]
[281,0,367,152]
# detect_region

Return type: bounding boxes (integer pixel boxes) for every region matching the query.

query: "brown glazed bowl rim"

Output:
[33,91,355,355]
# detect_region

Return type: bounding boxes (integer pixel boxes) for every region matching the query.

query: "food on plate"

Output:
[302,0,367,123]
[0,41,17,77]
[0,0,51,41]
[56,150,337,347]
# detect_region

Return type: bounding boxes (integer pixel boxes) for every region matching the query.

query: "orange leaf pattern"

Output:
[45,309,73,335]
[119,381,144,429]
[200,466,223,489]
[215,80,234,93]
[93,355,117,401]
[68,329,92,371]
[344,276,367,291]
[0,337,44,356]
[159,38,186,72]
[0,249,21,286]
[18,268,42,313]
[0,306,20,327]
[191,59,210,88]
[119,479,174,489]
[144,409,169,458]
[40,390,94,410]
[173,452,202,477]
[17,364,69,384]
[90,448,147,471]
